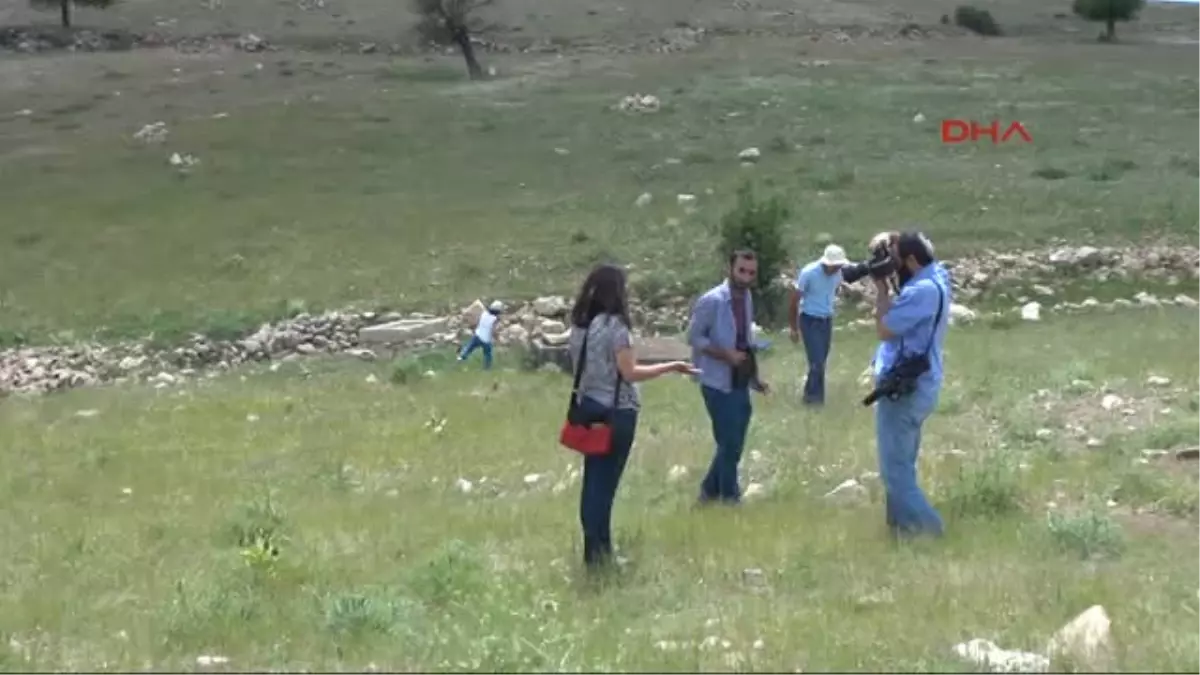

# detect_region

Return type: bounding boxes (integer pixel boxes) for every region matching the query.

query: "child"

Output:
[458,300,503,369]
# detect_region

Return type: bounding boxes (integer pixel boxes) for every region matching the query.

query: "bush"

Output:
[1047,505,1125,560]
[953,5,1002,36]
[940,451,1025,518]
[717,182,792,327]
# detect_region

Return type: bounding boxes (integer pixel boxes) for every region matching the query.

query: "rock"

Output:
[528,339,572,373]
[1173,294,1198,308]
[741,567,767,587]
[949,303,977,324]
[539,319,567,334]
[196,655,230,667]
[824,478,867,505]
[634,192,653,207]
[1032,284,1055,296]
[617,94,660,113]
[1145,375,1170,387]
[1100,394,1123,411]
[133,121,168,143]
[523,473,542,485]
[541,329,571,346]
[743,482,765,498]
[236,33,267,52]
[737,147,761,162]
[462,300,487,326]
[1035,428,1054,440]
[1046,605,1112,671]
[953,639,1049,673]
[1134,291,1161,307]
[532,296,568,317]
[358,317,450,345]
[455,478,473,493]
[913,112,926,123]
[1020,302,1041,321]
[676,193,697,206]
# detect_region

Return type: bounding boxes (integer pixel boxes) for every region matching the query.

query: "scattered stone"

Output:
[743,482,765,498]
[824,478,867,504]
[741,567,767,587]
[359,317,450,345]
[523,473,542,485]
[1174,294,1198,308]
[1100,394,1123,411]
[196,655,229,667]
[1035,428,1054,440]
[133,121,168,143]
[455,478,474,493]
[737,147,761,162]
[949,303,977,324]
[676,193,697,206]
[913,112,926,123]
[1145,375,1170,387]
[235,33,268,52]
[953,638,1049,673]
[1020,302,1041,322]
[617,94,660,113]
[74,409,99,418]
[634,192,653,207]
[1046,605,1112,671]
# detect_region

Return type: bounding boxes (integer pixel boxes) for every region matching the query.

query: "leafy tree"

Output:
[30,0,117,29]
[1071,0,1145,42]
[412,0,493,80]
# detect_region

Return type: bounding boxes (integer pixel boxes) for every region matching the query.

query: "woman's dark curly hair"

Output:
[569,263,632,329]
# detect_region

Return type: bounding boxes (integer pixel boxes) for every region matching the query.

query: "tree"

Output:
[30,0,117,29]
[1071,0,1145,42]
[717,182,793,327]
[412,0,493,80]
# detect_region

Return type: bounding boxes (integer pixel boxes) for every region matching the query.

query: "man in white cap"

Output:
[788,244,848,405]
[458,300,503,369]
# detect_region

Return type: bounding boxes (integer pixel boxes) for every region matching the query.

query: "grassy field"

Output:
[0,0,1198,671]
[1,2,1197,340]
[1,310,1198,671]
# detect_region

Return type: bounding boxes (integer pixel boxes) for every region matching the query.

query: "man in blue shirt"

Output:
[870,231,951,538]
[687,249,771,505]
[788,244,848,405]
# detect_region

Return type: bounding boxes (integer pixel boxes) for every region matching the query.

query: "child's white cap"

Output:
[488,300,504,312]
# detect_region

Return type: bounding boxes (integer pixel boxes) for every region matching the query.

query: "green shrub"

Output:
[953,5,1002,36]
[717,182,792,327]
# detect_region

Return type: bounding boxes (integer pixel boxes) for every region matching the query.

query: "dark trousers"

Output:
[699,385,753,503]
[577,396,639,567]
[800,313,833,404]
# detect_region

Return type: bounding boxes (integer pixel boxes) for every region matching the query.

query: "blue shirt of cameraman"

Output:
[871,262,951,395]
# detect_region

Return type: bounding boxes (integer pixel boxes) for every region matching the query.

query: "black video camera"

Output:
[861,353,931,406]
[841,238,897,285]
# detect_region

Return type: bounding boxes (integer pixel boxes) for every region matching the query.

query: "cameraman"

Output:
[869,231,951,539]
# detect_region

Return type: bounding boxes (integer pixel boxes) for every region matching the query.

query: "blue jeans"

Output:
[458,335,493,369]
[699,385,753,503]
[875,387,944,537]
[577,396,639,567]
[800,313,833,404]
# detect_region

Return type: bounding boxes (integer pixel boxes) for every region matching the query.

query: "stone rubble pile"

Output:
[1,244,1196,397]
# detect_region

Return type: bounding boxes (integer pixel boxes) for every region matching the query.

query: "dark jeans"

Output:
[458,335,493,369]
[577,395,639,567]
[800,313,833,404]
[699,385,753,503]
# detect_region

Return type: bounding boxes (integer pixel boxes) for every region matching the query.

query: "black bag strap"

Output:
[570,318,624,410]
[896,279,945,357]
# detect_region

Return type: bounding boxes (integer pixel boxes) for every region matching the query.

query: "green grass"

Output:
[1,2,1198,670]
[1,310,1196,671]
[0,33,1196,341]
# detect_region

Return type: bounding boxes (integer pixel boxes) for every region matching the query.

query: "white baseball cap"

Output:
[819,244,848,267]
[488,300,504,312]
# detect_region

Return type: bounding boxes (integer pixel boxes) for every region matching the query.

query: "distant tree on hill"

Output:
[1071,0,1146,42]
[412,0,493,80]
[30,0,117,29]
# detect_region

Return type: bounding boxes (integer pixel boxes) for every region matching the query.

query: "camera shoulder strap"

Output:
[923,281,945,356]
